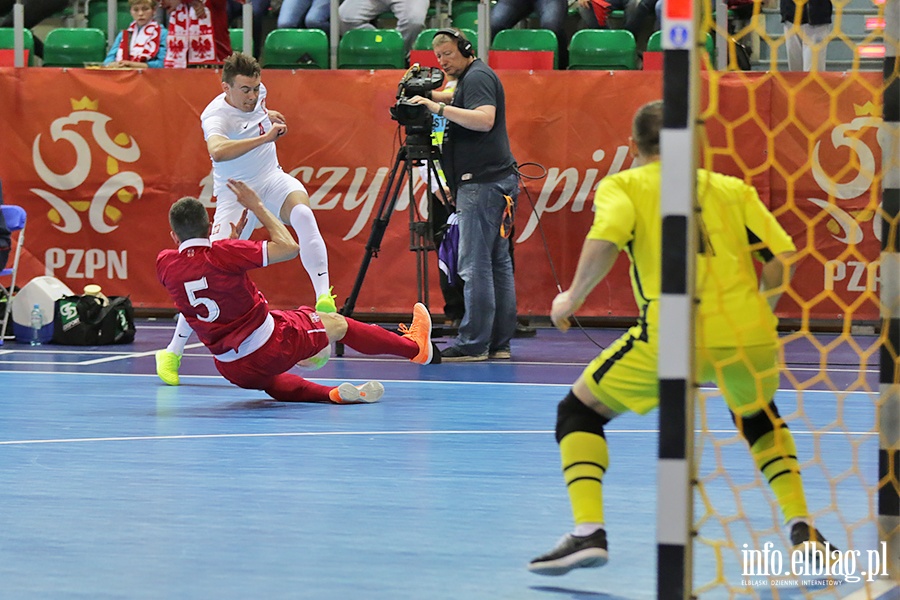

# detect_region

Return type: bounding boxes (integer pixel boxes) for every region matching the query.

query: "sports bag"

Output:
[52,295,136,345]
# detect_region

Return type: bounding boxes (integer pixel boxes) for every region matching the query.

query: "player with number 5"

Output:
[156,52,335,385]
[156,179,438,404]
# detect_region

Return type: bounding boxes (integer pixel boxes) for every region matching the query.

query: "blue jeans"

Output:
[452,173,519,356]
[277,0,330,30]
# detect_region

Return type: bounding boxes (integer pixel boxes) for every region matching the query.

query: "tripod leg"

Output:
[405,158,430,308]
[341,148,409,320]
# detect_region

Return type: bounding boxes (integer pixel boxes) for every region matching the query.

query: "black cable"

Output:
[514,162,606,350]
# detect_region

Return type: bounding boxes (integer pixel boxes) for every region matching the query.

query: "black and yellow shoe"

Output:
[528,529,609,576]
[790,522,837,570]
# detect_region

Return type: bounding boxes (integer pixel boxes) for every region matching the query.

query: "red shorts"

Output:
[214,307,329,390]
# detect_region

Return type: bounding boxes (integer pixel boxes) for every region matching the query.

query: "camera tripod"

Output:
[336,136,453,355]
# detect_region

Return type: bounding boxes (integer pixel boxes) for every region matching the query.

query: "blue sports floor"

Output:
[0,320,892,599]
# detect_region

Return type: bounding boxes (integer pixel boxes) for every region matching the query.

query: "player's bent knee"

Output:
[556,391,610,443]
[319,312,347,341]
[282,194,312,222]
[732,401,785,447]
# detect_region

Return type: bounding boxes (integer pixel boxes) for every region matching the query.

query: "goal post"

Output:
[657,0,702,597]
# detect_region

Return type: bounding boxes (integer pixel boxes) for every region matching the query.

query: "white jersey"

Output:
[201,82,282,195]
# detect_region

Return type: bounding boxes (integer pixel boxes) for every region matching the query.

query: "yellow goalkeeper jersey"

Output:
[586,161,796,348]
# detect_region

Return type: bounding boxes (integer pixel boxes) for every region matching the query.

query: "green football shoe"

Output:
[315,287,337,314]
[155,350,181,386]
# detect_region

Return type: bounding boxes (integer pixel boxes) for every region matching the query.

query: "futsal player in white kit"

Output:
[157,52,334,385]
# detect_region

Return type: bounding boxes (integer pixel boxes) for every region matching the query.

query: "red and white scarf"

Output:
[164,2,216,68]
[116,20,162,63]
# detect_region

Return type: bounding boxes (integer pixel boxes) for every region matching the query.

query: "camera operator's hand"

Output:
[408,95,439,114]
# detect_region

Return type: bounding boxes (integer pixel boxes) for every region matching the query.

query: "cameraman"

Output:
[409,29,519,362]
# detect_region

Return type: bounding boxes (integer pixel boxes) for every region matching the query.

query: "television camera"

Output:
[390,64,445,143]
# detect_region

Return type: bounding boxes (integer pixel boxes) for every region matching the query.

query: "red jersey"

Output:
[157,238,271,356]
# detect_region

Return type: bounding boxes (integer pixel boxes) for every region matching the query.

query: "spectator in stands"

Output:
[226,0,268,58]
[277,0,330,33]
[781,0,832,71]
[338,0,428,53]
[0,0,68,58]
[103,0,168,68]
[162,0,231,67]
[622,0,659,39]
[490,0,568,68]
[576,0,627,29]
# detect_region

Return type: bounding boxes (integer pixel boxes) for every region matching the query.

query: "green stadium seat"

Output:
[230,28,243,52]
[568,29,636,70]
[338,28,405,69]
[450,0,479,15]
[491,28,558,69]
[0,28,35,66]
[43,28,107,66]
[261,28,328,68]
[451,9,479,31]
[87,1,133,36]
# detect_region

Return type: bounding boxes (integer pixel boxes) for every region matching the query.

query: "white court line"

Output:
[0,427,877,446]
[0,348,877,371]
[0,369,886,398]
[0,369,575,388]
[0,343,207,366]
[76,343,206,366]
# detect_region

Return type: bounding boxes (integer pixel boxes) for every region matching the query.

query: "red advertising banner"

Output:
[0,68,883,320]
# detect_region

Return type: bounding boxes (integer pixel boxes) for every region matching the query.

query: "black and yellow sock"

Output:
[734,403,809,523]
[556,392,611,526]
[751,426,808,522]
[561,431,609,525]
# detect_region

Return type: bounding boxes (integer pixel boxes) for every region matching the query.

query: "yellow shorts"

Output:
[580,322,778,417]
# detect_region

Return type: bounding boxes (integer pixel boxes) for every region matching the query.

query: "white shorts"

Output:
[210,169,308,241]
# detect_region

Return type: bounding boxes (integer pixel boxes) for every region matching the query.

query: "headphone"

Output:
[433,28,474,58]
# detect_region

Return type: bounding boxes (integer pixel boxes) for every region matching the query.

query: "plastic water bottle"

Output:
[30,304,43,346]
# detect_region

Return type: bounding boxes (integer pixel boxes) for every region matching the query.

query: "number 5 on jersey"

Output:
[185,277,220,322]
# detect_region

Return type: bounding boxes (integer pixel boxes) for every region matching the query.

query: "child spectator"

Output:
[103,0,167,68]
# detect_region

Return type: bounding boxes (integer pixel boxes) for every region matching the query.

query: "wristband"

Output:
[438,102,446,117]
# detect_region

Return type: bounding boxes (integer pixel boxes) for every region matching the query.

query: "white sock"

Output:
[573,523,603,537]
[165,313,193,355]
[289,203,330,298]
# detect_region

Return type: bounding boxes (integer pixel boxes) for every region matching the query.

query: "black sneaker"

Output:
[528,529,609,576]
[790,522,837,570]
[515,322,537,338]
[440,346,488,362]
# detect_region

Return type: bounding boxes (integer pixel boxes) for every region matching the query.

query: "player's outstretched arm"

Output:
[206,124,286,162]
[760,250,797,312]
[551,239,619,332]
[226,179,299,264]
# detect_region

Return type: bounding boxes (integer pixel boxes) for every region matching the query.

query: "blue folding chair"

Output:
[1,205,26,346]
